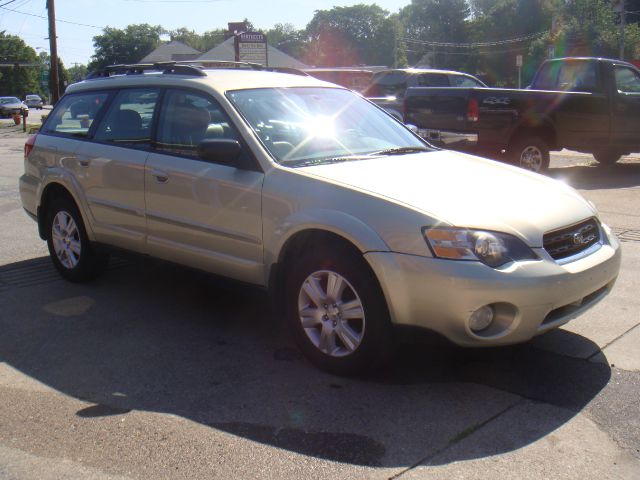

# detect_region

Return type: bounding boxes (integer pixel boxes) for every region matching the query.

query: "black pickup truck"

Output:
[403,57,640,172]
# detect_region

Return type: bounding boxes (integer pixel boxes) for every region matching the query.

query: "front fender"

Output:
[264,208,390,282]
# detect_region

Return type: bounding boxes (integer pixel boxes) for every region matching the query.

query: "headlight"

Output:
[423,227,538,268]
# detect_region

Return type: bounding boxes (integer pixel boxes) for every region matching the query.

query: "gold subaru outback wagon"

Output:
[19,63,621,374]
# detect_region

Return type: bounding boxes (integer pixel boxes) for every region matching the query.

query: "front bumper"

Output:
[364,235,621,347]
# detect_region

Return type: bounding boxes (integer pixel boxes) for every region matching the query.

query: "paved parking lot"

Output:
[1,121,639,479]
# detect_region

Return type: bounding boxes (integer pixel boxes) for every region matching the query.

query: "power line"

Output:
[398,30,548,48]
[0,5,103,28]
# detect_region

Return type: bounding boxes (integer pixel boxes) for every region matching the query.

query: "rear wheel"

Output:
[285,244,394,375]
[510,136,550,173]
[46,197,109,282]
[593,150,623,166]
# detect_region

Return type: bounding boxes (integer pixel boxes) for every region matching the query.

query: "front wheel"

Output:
[285,245,394,375]
[509,136,550,173]
[46,197,109,282]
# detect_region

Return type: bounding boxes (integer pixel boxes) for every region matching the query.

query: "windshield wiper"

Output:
[284,155,370,168]
[367,146,431,156]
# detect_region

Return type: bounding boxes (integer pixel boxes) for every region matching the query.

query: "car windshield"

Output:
[227,87,429,166]
[26,95,40,100]
[0,97,20,104]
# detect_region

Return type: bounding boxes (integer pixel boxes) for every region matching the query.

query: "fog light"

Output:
[469,305,494,332]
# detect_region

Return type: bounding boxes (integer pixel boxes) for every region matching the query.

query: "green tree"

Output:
[266,23,307,59]
[465,0,553,86]
[67,63,89,83]
[304,4,401,66]
[169,27,226,52]
[0,32,40,98]
[89,24,165,71]
[399,0,470,68]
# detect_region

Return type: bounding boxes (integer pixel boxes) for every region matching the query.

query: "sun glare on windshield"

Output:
[303,114,337,139]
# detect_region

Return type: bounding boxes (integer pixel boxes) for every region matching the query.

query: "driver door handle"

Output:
[151,169,169,183]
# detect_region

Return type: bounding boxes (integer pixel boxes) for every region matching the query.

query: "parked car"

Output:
[0,96,28,117]
[25,94,44,109]
[403,57,640,171]
[19,63,620,374]
[365,68,487,120]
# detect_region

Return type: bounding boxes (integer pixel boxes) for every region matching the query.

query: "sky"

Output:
[0,0,411,66]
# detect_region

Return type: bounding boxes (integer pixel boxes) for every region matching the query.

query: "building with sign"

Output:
[197,37,307,69]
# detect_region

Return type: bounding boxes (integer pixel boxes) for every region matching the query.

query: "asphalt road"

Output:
[1,120,639,479]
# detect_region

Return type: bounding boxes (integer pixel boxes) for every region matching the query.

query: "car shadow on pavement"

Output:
[0,256,611,468]
[548,162,640,190]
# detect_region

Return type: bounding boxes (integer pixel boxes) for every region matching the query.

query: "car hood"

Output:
[297,150,596,247]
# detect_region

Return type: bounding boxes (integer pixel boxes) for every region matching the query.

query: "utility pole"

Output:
[620,2,626,60]
[612,0,626,60]
[46,0,60,104]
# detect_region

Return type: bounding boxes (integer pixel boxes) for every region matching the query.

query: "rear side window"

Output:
[533,62,561,90]
[93,88,160,148]
[417,74,449,87]
[43,92,109,137]
[155,89,240,160]
[557,62,601,92]
[614,66,640,93]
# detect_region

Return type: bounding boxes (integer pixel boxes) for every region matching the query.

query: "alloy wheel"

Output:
[297,270,365,357]
[51,211,81,269]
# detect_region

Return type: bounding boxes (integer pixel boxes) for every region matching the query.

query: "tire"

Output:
[46,197,109,282]
[593,150,622,166]
[284,244,394,375]
[509,136,550,173]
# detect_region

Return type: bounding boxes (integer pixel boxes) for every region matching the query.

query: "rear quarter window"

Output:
[43,92,110,137]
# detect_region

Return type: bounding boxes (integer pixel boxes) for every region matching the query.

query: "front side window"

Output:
[43,92,109,137]
[155,89,240,159]
[614,66,640,93]
[93,88,160,148]
[227,87,429,166]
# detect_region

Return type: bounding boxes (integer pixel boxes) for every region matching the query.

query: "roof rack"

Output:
[85,61,310,80]
[86,62,207,79]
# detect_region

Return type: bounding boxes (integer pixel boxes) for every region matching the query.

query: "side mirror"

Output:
[197,139,242,165]
[405,124,419,134]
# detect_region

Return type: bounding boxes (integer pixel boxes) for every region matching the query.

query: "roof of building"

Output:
[197,37,308,69]
[139,40,201,63]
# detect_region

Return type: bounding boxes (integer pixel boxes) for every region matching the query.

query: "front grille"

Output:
[543,218,601,260]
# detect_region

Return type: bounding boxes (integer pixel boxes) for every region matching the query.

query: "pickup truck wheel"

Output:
[285,245,394,375]
[593,150,622,166]
[46,197,109,282]
[510,136,550,173]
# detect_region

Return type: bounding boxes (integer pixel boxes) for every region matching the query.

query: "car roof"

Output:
[376,68,475,76]
[66,68,338,95]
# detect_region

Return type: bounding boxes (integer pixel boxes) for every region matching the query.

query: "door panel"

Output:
[145,153,264,283]
[145,89,264,284]
[611,65,640,147]
[73,88,161,252]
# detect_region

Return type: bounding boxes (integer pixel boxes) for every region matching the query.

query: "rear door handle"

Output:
[78,157,90,167]
[151,169,169,183]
